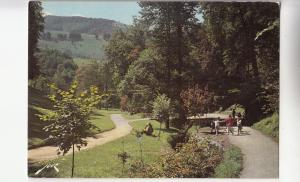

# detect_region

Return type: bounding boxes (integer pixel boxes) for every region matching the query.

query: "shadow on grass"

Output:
[90,110,104,116]
[154,128,179,134]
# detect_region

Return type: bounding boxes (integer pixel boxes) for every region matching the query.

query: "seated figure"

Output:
[143,122,154,136]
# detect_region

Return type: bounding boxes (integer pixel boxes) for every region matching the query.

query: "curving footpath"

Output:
[228,127,279,178]
[28,114,132,163]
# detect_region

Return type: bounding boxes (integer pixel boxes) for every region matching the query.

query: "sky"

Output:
[42,1,141,25]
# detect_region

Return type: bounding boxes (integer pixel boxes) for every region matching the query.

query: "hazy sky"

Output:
[42,1,141,25]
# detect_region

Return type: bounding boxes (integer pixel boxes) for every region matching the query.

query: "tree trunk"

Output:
[165,119,170,129]
[71,143,75,178]
[158,121,162,140]
[139,142,143,164]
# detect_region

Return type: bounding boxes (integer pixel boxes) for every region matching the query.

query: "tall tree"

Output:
[200,2,279,123]
[138,2,200,127]
[39,81,102,177]
[28,1,44,79]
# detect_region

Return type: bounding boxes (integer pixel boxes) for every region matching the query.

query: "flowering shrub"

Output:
[162,136,223,177]
[129,136,223,178]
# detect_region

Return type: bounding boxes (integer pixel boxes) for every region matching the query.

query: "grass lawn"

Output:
[89,109,121,134]
[29,117,175,178]
[214,145,243,178]
[121,112,146,120]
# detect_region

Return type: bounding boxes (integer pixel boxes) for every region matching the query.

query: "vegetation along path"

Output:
[228,127,279,178]
[28,114,131,163]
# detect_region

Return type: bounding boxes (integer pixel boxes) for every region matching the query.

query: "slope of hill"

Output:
[38,15,127,62]
[38,30,107,59]
[44,15,126,35]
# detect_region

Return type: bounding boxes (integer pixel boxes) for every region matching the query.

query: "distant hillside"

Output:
[38,30,107,60]
[44,15,127,35]
[38,15,127,61]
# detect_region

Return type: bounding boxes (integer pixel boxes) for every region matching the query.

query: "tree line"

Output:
[29,1,279,127]
[105,2,279,126]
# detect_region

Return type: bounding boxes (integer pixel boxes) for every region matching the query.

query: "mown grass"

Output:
[89,109,120,134]
[121,112,146,120]
[252,112,279,141]
[214,145,243,178]
[29,117,174,178]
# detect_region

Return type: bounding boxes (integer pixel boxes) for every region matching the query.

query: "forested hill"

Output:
[44,15,127,35]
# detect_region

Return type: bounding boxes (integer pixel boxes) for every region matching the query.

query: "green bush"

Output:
[253,112,279,140]
[130,136,223,178]
[214,145,243,178]
[167,130,189,149]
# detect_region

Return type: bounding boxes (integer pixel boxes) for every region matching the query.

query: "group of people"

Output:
[211,109,244,136]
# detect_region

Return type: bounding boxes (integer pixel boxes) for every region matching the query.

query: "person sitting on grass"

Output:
[143,122,153,136]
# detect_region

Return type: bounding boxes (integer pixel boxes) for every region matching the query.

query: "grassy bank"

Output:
[121,112,146,120]
[29,117,174,177]
[214,145,243,178]
[252,112,279,141]
[89,109,120,134]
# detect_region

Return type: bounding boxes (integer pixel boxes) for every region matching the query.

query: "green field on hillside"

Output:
[38,30,107,59]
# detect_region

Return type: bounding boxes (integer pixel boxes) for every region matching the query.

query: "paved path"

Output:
[28,114,132,163]
[228,127,279,178]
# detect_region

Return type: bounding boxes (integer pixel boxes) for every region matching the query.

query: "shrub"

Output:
[152,94,171,129]
[128,160,163,178]
[162,136,223,177]
[130,136,223,178]
[167,130,189,149]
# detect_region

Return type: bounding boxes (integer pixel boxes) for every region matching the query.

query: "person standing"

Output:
[225,115,234,135]
[237,115,242,135]
[236,113,243,135]
[213,117,221,135]
[232,108,236,119]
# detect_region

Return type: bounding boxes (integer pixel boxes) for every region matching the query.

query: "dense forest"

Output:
[29,1,279,128]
